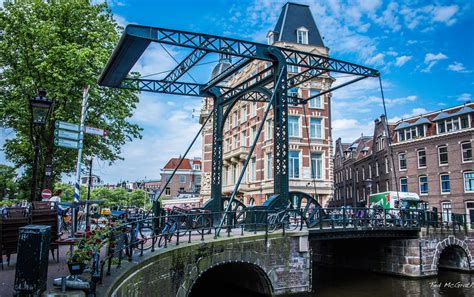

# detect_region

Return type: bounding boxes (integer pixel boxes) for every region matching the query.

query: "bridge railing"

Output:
[308,207,469,234]
[84,207,305,295]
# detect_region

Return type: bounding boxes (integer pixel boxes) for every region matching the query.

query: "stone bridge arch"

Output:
[186,261,273,297]
[103,232,311,297]
[432,236,473,272]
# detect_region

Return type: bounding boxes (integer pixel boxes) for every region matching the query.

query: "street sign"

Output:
[85,126,106,137]
[54,137,81,149]
[55,121,80,132]
[41,189,52,199]
[54,129,80,141]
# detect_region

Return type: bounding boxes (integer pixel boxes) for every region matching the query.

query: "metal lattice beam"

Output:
[121,78,205,97]
[98,25,379,88]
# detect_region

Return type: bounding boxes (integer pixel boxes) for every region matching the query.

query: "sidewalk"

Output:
[0,245,70,296]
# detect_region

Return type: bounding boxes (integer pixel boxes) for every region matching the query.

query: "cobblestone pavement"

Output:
[0,244,71,296]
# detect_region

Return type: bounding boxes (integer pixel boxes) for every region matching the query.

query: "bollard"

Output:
[14,225,51,297]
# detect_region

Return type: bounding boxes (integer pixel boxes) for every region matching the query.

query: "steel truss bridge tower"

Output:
[98,25,379,210]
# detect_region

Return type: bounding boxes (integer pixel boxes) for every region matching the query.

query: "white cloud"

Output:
[374,2,401,32]
[395,55,412,67]
[447,62,471,73]
[332,119,374,143]
[365,53,385,66]
[457,93,472,101]
[432,5,459,26]
[422,52,448,72]
[389,107,428,123]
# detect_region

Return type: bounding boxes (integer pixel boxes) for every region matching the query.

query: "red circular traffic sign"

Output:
[41,189,52,199]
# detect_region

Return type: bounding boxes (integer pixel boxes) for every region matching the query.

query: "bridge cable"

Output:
[378,76,401,202]
[301,101,319,203]
[159,43,198,83]
[143,107,216,218]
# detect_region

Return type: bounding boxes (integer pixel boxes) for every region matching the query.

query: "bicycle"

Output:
[267,206,301,233]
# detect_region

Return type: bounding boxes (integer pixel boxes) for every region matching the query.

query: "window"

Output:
[241,130,247,146]
[265,119,273,140]
[233,111,238,127]
[309,118,322,139]
[399,153,407,170]
[179,176,186,183]
[179,187,185,192]
[419,176,428,195]
[440,174,451,194]
[193,164,201,170]
[418,150,426,168]
[289,151,300,178]
[250,157,256,181]
[251,126,257,142]
[462,142,472,162]
[288,87,298,97]
[308,89,322,108]
[417,125,425,137]
[368,164,372,178]
[375,162,379,177]
[250,102,257,117]
[362,166,365,180]
[438,145,448,165]
[288,116,300,137]
[195,176,201,184]
[296,27,309,44]
[241,107,247,122]
[398,131,405,142]
[442,202,452,222]
[461,115,470,129]
[267,32,274,45]
[311,153,323,179]
[400,178,408,192]
[447,118,460,132]
[465,171,474,192]
[232,164,237,183]
[385,157,389,173]
[233,135,238,149]
[287,56,299,73]
[266,152,272,179]
[165,187,171,195]
[437,122,446,134]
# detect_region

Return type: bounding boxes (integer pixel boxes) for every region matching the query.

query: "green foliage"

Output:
[89,187,150,208]
[0,164,18,199]
[0,0,142,197]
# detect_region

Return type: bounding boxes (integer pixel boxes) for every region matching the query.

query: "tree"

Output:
[128,189,147,208]
[0,1,142,200]
[0,164,18,199]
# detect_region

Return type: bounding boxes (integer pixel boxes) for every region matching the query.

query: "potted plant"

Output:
[66,224,114,276]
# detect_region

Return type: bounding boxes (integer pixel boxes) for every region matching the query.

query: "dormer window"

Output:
[267,32,275,45]
[296,27,309,44]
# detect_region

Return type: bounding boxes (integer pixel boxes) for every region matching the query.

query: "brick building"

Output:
[159,157,202,199]
[200,3,334,206]
[332,102,474,221]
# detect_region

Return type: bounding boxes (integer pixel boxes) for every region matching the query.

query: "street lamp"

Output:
[29,89,53,201]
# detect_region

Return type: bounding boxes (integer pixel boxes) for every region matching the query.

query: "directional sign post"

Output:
[54,137,81,149]
[54,121,81,150]
[85,126,106,137]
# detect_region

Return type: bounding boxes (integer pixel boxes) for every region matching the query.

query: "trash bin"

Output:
[14,225,51,297]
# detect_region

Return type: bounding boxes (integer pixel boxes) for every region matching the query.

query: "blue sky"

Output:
[1,0,473,183]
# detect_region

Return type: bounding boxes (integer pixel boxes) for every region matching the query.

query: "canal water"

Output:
[296,265,474,297]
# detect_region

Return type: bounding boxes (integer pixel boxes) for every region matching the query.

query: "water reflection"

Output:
[292,266,474,297]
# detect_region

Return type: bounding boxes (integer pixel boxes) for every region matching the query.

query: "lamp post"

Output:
[29,90,53,201]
